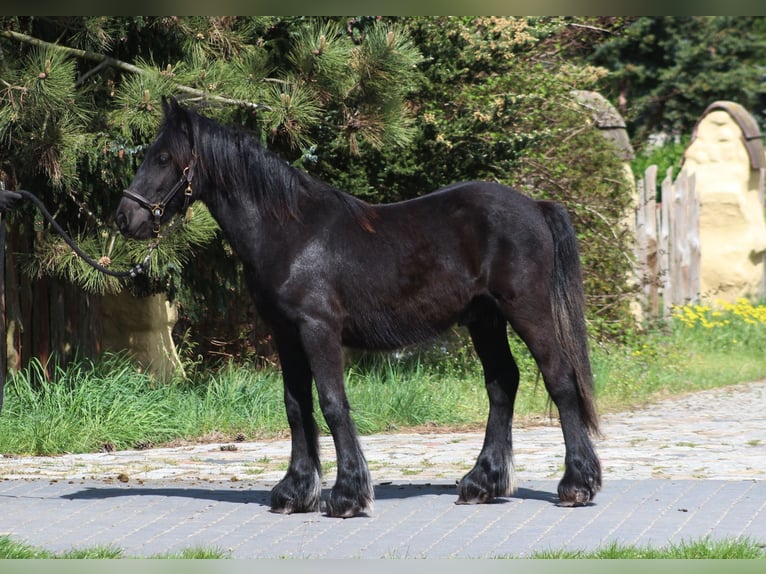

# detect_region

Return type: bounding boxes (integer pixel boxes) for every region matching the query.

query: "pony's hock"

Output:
[117,97,602,518]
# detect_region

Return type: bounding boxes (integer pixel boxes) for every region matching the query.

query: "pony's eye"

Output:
[158,153,171,165]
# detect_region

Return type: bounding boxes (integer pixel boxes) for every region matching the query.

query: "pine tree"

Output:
[0,16,422,368]
[1,16,421,293]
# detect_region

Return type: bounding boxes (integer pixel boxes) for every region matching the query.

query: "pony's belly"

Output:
[341,309,454,351]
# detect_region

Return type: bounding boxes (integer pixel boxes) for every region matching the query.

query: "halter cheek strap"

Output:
[122,155,196,236]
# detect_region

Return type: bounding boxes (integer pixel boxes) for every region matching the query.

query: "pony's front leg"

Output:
[270,337,322,514]
[457,315,519,504]
[301,320,373,518]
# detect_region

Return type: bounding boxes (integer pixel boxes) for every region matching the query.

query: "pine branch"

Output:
[0,29,271,111]
[75,58,109,87]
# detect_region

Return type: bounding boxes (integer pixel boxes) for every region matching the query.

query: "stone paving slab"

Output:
[0,478,763,558]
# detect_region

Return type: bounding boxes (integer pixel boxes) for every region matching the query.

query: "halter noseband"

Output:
[122,155,197,236]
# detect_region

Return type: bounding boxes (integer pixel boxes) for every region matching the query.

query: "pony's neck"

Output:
[191,112,373,237]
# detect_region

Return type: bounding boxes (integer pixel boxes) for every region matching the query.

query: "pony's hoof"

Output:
[556,489,593,507]
[457,457,514,504]
[325,499,365,518]
[456,479,493,505]
[557,474,600,506]
[269,494,321,514]
[270,471,322,514]
[325,495,371,518]
[325,478,374,518]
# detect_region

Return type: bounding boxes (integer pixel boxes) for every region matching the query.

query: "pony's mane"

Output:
[167,107,375,230]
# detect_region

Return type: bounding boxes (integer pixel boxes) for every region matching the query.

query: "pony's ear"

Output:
[161,96,191,134]
[161,96,194,149]
[161,96,182,118]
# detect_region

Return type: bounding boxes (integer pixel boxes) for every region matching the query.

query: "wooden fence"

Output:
[635,165,700,319]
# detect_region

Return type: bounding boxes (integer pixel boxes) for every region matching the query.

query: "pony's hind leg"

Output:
[507,306,601,506]
[269,335,323,514]
[457,311,520,504]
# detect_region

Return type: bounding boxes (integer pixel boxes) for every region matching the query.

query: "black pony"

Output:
[117,98,601,518]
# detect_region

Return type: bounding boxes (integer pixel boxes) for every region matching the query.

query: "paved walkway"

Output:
[0,381,764,558]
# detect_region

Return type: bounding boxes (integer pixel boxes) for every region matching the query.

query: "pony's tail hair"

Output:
[539,201,600,436]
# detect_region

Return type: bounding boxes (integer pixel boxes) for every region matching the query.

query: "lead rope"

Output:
[13,189,153,278]
[0,185,178,413]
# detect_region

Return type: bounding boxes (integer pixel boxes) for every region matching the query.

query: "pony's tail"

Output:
[539,201,600,436]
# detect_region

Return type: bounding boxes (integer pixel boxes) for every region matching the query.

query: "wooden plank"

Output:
[644,165,659,317]
[678,170,687,306]
[660,168,672,317]
[760,168,766,300]
[634,174,647,316]
[686,172,700,304]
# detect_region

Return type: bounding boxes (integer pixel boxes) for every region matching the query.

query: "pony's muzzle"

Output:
[116,198,152,240]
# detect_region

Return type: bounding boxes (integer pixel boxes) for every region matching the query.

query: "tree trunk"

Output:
[99,290,183,380]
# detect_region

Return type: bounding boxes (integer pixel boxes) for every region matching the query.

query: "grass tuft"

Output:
[529,536,766,559]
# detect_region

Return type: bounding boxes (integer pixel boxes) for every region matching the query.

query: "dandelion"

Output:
[671,300,766,348]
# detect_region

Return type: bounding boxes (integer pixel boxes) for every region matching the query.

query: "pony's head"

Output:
[116,97,197,239]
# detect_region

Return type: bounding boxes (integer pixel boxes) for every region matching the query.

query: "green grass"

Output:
[0,535,122,559]
[0,535,228,558]
[528,537,766,559]
[0,533,762,559]
[0,300,763,456]
[0,355,292,455]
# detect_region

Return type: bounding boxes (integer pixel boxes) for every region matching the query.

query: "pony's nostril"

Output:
[116,211,128,232]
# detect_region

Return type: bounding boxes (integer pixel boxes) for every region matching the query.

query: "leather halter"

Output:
[122,155,196,236]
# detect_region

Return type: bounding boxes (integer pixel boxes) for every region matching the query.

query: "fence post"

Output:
[660,167,673,316]
[760,167,766,300]
[635,174,647,315]
[644,166,659,317]
[674,169,690,306]
[635,165,659,318]
[686,172,700,304]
